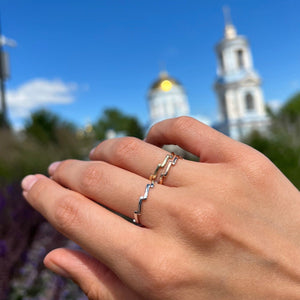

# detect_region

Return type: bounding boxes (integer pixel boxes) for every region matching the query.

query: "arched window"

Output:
[245,93,255,111]
[236,49,244,68]
[219,53,224,71]
[221,95,228,120]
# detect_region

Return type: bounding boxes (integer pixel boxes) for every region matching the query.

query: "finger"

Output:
[21,174,149,277]
[49,159,173,226]
[145,116,243,163]
[44,248,140,300]
[89,136,197,187]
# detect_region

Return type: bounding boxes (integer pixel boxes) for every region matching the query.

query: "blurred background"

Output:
[0,0,299,299]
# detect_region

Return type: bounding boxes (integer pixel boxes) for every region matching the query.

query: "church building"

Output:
[213,15,269,140]
[147,71,190,127]
[147,11,269,141]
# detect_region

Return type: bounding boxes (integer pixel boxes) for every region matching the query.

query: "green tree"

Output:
[275,92,300,145]
[279,92,300,123]
[93,108,144,140]
[0,109,96,181]
[24,109,75,144]
[245,92,300,189]
[246,130,300,188]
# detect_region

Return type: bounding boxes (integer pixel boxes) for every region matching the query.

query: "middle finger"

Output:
[89,137,196,187]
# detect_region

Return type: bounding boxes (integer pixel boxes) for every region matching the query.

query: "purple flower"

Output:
[0,240,7,257]
[0,192,6,211]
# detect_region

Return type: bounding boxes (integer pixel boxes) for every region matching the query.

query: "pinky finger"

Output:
[44,248,141,300]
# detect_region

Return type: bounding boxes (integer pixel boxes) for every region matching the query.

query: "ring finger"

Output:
[49,159,172,227]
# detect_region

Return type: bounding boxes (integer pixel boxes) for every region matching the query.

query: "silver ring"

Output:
[133,182,154,224]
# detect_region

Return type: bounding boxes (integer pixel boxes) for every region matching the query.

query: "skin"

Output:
[21,117,300,299]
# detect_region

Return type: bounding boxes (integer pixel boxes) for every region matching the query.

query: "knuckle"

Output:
[169,199,222,242]
[54,194,81,233]
[79,162,111,195]
[172,116,195,133]
[191,204,222,240]
[80,163,102,189]
[113,137,141,163]
[241,149,276,184]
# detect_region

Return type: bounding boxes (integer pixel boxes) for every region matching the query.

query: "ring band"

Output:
[133,182,154,224]
[149,153,174,182]
[133,152,181,224]
[158,155,181,184]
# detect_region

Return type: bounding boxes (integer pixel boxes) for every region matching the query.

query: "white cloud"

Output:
[7,78,78,119]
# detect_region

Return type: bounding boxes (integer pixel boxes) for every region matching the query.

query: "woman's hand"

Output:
[21,117,300,299]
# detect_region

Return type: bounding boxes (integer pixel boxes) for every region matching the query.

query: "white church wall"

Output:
[148,77,190,126]
[213,19,269,141]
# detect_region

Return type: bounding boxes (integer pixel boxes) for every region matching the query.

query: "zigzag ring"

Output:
[158,154,181,184]
[133,153,181,224]
[133,182,154,224]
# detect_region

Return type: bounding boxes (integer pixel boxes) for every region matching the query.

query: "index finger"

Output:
[21,175,150,279]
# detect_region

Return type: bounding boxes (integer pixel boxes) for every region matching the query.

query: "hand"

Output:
[21,117,300,299]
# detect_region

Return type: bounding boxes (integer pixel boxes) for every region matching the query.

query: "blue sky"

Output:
[1,0,300,129]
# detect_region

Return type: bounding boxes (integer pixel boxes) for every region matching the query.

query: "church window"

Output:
[245,93,255,111]
[236,49,244,68]
[219,53,224,71]
[221,95,228,120]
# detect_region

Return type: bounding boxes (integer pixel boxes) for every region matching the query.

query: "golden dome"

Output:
[150,71,182,92]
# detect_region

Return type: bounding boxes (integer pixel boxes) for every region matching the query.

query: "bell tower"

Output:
[213,7,269,140]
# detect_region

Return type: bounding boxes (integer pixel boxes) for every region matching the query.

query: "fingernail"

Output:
[21,175,38,192]
[48,161,61,175]
[46,261,70,278]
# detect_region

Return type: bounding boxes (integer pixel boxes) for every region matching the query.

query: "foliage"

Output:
[245,92,300,189]
[0,107,144,299]
[0,110,94,182]
[246,130,300,188]
[24,109,76,145]
[278,92,300,123]
[93,108,144,140]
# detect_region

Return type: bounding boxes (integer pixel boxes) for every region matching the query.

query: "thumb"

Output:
[44,248,140,300]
